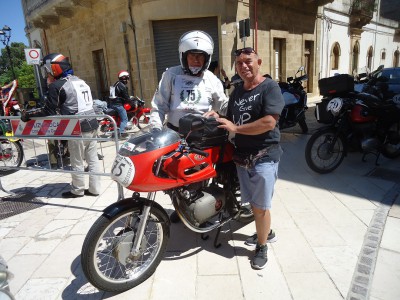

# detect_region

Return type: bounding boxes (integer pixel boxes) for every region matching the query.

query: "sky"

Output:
[0,0,29,50]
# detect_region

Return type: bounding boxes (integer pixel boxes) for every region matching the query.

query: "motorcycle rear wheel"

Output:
[305,128,346,174]
[381,122,400,159]
[81,205,170,293]
[0,139,23,172]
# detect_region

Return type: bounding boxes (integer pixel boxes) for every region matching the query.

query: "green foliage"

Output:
[0,42,38,97]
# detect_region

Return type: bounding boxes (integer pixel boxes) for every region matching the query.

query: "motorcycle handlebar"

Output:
[189,148,209,157]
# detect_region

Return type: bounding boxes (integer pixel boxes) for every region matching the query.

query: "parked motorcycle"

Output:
[0,120,23,170]
[97,96,150,136]
[81,115,253,292]
[306,73,400,174]
[278,66,309,133]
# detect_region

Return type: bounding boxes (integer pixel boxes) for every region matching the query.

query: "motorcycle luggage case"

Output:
[318,74,354,96]
[179,114,228,149]
[315,99,334,124]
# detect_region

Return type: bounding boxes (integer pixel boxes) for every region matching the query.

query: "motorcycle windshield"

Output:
[118,127,181,156]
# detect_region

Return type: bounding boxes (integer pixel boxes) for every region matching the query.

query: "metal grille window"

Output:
[152,17,219,82]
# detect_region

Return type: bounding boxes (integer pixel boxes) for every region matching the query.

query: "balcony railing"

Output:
[349,0,375,29]
[23,0,92,29]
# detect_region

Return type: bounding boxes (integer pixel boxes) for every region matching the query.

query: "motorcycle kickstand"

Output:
[200,213,224,248]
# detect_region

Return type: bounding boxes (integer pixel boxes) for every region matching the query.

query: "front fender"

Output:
[312,125,349,156]
[103,197,168,222]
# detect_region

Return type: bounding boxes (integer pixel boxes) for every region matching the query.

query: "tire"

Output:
[0,140,23,171]
[305,127,346,174]
[81,204,170,293]
[381,122,400,159]
[298,115,308,134]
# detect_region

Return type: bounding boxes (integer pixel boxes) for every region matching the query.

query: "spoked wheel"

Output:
[99,123,113,137]
[0,139,23,172]
[305,127,346,174]
[81,204,170,292]
[382,121,400,159]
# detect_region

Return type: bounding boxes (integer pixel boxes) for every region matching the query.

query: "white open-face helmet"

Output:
[178,30,214,75]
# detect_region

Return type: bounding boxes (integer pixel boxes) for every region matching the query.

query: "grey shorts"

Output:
[236,160,279,210]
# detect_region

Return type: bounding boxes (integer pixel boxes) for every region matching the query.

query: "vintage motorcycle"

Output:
[306,74,400,174]
[278,66,309,133]
[97,96,150,136]
[81,115,253,292]
[0,120,23,171]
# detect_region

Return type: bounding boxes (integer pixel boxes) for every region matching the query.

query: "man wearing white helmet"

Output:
[150,30,228,223]
[150,30,228,131]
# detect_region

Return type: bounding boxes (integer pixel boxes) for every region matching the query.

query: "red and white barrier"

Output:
[11,119,82,136]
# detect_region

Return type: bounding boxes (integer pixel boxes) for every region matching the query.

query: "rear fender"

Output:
[103,197,169,224]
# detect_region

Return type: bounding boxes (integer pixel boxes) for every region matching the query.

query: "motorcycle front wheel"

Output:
[81,205,170,293]
[305,127,346,174]
[0,139,23,171]
[381,122,400,159]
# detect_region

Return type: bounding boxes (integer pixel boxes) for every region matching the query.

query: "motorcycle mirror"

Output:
[298,66,305,72]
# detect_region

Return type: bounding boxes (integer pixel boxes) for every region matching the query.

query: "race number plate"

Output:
[111,154,135,187]
[326,97,343,115]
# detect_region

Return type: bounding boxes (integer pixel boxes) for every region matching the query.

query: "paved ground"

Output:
[1,98,399,300]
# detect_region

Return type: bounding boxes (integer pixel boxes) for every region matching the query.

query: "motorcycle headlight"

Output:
[326,97,343,116]
[110,154,135,187]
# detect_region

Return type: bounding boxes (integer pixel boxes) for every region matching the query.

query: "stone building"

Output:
[22,0,399,102]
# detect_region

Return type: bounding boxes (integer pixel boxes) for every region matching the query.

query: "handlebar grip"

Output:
[190,148,209,157]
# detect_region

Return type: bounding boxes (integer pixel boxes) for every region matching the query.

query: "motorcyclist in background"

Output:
[109,71,131,138]
[21,53,100,198]
[150,30,228,222]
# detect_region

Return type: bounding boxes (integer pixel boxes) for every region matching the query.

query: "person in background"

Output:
[21,53,100,198]
[210,47,284,269]
[109,70,131,138]
[150,30,228,222]
[208,60,231,90]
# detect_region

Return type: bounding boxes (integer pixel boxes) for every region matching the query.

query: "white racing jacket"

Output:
[150,66,228,129]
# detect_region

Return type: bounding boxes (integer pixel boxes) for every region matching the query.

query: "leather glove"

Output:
[21,110,31,122]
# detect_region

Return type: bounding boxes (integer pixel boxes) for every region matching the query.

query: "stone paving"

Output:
[0,99,399,299]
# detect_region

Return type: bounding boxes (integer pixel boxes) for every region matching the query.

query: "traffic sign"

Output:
[24,48,42,65]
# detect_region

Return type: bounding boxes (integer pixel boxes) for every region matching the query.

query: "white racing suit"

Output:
[150,66,228,129]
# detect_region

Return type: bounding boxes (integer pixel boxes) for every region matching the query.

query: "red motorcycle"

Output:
[98,96,150,136]
[81,115,253,292]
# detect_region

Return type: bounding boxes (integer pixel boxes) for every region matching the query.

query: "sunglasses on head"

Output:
[234,47,257,56]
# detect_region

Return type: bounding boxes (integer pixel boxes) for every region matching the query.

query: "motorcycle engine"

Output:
[173,183,226,226]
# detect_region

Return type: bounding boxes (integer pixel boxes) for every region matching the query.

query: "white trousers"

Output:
[68,130,100,195]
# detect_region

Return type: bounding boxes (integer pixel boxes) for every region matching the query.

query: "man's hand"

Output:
[203,110,219,118]
[216,117,237,133]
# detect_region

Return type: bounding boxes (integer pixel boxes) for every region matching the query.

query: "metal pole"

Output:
[5,45,16,80]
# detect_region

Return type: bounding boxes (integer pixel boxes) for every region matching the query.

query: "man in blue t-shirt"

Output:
[211,47,284,270]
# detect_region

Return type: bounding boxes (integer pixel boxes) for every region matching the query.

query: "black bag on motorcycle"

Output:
[179,114,228,149]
